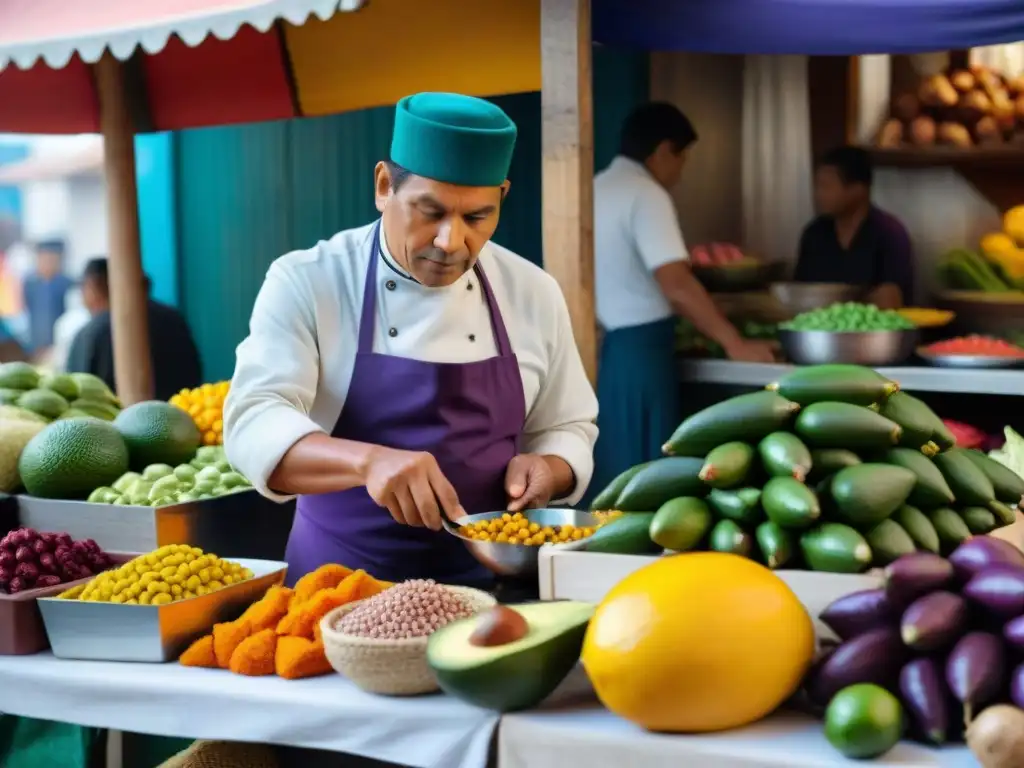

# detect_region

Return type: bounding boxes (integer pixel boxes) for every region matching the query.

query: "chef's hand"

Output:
[506,454,570,512]
[724,338,777,363]
[363,447,465,531]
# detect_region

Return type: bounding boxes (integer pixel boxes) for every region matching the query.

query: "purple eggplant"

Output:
[1004,614,1024,651]
[962,565,1024,619]
[884,552,955,607]
[1012,662,1024,709]
[946,631,1006,720]
[805,627,907,705]
[820,588,895,641]
[899,657,952,745]
[900,591,969,651]
[949,536,1024,582]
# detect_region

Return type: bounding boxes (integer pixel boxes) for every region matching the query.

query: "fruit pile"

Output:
[589,364,1024,572]
[87,446,251,507]
[0,528,114,594]
[169,381,230,446]
[180,564,389,678]
[0,363,121,423]
[780,303,916,333]
[808,539,1024,761]
[922,335,1024,359]
[457,512,603,546]
[59,545,253,605]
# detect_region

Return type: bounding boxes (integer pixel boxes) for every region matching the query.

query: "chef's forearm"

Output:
[541,455,576,499]
[268,433,376,495]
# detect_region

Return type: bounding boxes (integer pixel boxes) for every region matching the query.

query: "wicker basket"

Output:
[320,585,496,696]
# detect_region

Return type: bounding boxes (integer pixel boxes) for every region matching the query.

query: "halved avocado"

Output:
[426,600,594,712]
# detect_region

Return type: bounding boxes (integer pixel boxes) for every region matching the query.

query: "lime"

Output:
[824,683,904,759]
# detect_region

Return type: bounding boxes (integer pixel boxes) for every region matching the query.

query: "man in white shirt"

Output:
[224,92,597,587]
[591,102,773,500]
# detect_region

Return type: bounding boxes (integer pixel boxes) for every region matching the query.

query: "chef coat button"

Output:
[385,280,397,291]
[388,327,398,337]
[467,282,473,291]
[469,334,476,342]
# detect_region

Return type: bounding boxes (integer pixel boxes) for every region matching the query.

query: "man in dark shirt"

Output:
[66,258,203,400]
[794,146,914,308]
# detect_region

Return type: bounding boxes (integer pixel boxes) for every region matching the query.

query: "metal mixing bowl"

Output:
[443,508,601,578]
[778,328,920,366]
[769,282,864,316]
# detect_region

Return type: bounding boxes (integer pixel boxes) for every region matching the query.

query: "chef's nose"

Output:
[434,218,467,254]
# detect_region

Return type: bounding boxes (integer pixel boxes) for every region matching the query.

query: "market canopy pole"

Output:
[93,53,153,405]
[541,0,596,385]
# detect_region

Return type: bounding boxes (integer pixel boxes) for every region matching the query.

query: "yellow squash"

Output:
[581,552,814,733]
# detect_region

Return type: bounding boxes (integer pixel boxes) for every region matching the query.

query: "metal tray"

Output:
[916,349,1024,369]
[16,491,295,560]
[37,557,286,662]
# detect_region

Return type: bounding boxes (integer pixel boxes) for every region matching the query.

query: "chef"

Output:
[224,92,597,588]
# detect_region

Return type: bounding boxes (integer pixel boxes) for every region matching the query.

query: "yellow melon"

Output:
[581,552,815,733]
[1004,206,1024,245]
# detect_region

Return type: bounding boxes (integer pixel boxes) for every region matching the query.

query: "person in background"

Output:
[21,239,73,356]
[49,284,91,372]
[591,102,775,500]
[66,258,202,400]
[794,146,914,309]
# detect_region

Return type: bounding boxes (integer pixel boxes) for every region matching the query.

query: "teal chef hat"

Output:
[390,92,517,187]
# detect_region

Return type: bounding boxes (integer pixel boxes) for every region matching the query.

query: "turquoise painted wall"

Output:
[135,133,178,305]
[173,48,650,380]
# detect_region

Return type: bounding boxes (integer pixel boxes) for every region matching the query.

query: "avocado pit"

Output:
[469,605,529,647]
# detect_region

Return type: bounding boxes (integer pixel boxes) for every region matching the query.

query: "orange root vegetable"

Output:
[240,585,294,632]
[291,564,352,606]
[275,636,333,680]
[229,628,278,676]
[213,619,252,669]
[179,634,218,668]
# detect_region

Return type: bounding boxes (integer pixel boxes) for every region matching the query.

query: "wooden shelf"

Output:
[869,146,1024,171]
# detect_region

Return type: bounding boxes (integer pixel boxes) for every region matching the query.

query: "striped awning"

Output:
[0,0,541,134]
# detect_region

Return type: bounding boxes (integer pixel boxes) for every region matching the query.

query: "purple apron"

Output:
[286,222,526,587]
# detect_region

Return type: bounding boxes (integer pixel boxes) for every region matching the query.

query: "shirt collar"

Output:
[609,155,652,178]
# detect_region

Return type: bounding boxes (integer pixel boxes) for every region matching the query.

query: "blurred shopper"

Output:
[22,239,73,356]
[67,258,202,399]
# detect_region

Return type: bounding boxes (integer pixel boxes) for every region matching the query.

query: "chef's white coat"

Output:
[224,221,598,506]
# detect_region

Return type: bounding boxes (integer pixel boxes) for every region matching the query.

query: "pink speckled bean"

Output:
[337,579,476,639]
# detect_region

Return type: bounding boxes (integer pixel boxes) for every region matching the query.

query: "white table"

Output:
[0,653,498,768]
[499,705,979,768]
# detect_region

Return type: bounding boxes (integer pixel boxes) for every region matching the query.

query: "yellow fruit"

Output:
[581,553,814,733]
[1004,206,1024,245]
[981,232,1018,256]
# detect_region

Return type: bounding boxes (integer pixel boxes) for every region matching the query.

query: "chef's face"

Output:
[375,162,508,288]
[814,165,865,217]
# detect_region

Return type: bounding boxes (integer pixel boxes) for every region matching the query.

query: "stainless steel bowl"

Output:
[443,508,602,578]
[779,328,919,366]
[692,260,786,293]
[769,282,864,316]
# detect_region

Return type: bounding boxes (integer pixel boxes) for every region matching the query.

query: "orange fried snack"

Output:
[290,564,352,606]
[239,585,294,633]
[213,618,252,669]
[229,628,278,676]
[179,635,218,668]
[275,635,333,680]
[277,570,385,638]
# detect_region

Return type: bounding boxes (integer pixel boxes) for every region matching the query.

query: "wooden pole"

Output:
[93,53,153,404]
[541,0,596,385]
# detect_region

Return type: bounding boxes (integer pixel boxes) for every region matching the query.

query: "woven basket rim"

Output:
[320,584,496,648]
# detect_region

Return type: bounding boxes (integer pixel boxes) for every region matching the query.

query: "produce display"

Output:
[169,380,230,446]
[895,308,954,328]
[588,364,1023,572]
[0,412,46,493]
[689,242,747,266]
[0,363,122,423]
[875,63,1024,150]
[86,446,251,507]
[779,303,916,333]
[979,206,1024,289]
[676,317,777,358]
[0,527,113,594]
[457,511,601,546]
[58,545,253,605]
[180,563,388,678]
[921,335,1024,359]
[807,539,1024,764]
[581,552,815,732]
[939,239,1024,294]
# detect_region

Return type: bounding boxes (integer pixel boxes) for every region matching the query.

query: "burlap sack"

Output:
[157,740,278,768]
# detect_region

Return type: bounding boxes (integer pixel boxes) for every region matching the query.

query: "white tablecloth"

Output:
[0,653,498,768]
[499,705,978,768]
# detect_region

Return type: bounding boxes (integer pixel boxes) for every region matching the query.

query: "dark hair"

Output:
[619,102,698,162]
[35,239,66,257]
[385,160,413,191]
[81,258,152,295]
[817,146,873,187]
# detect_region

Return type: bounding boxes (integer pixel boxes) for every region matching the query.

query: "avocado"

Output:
[16,388,69,421]
[800,523,873,573]
[590,462,649,510]
[583,513,659,555]
[767,365,898,407]
[427,601,594,712]
[829,464,916,527]
[881,448,955,508]
[960,506,998,535]
[0,361,40,391]
[879,392,943,452]
[865,519,916,566]
[113,401,202,470]
[649,497,712,552]
[933,448,995,506]
[614,457,705,512]
[806,448,861,483]
[662,391,800,457]
[698,442,754,489]
[706,487,762,526]
[755,521,795,569]
[762,476,821,530]
[892,505,940,554]
[708,519,753,557]
[795,402,902,451]
[758,432,813,481]
[927,508,971,554]
[964,449,1024,504]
